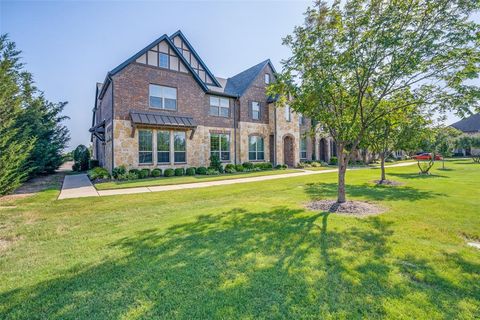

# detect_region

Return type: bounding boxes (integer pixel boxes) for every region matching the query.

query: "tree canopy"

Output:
[269,0,480,203]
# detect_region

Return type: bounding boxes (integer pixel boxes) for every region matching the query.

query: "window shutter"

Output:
[248,101,252,119]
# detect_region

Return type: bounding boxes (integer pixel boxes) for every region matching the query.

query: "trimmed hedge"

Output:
[235,164,245,172]
[224,164,236,173]
[174,168,185,176]
[186,167,196,176]
[88,167,110,180]
[254,162,273,170]
[196,166,207,175]
[88,159,100,170]
[112,166,126,179]
[139,168,150,179]
[151,168,162,177]
[164,168,175,177]
[242,162,254,170]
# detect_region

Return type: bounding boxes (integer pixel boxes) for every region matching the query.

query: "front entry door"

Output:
[283,136,294,167]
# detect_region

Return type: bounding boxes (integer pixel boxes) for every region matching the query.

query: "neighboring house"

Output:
[90,30,336,171]
[451,113,480,156]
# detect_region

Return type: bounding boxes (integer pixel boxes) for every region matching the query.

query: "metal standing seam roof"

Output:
[130,111,197,128]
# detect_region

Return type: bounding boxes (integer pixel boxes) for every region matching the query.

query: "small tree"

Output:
[269,0,480,203]
[73,145,90,171]
[435,127,462,169]
[456,135,480,163]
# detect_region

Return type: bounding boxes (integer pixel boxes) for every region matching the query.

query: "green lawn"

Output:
[95,169,299,190]
[0,159,479,319]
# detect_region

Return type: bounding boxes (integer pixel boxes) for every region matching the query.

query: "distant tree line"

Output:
[0,34,70,195]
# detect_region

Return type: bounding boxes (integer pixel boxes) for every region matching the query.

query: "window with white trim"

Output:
[159,53,169,68]
[209,96,229,117]
[149,84,177,110]
[210,133,230,161]
[265,73,270,84]
[252,102,260,120]
[249,136,265,161]
[138,130,153,163]
[300,137,307,159]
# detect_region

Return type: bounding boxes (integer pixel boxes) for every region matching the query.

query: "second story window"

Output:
[265,73,270,84]
[149,84,177,110]
[285,105,291,122]
[299,114,305,126]
[209,96,229,117]
[251,102,260,120]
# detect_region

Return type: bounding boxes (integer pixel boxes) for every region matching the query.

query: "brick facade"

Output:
[91,31,334,172]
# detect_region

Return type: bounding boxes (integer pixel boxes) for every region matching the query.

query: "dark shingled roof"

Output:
[130,111,196,128]
[451,113,480,133]
[224,59,275,96]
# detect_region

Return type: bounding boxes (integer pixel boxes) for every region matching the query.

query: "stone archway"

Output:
[319,138,328,162]
[283,135,295,167]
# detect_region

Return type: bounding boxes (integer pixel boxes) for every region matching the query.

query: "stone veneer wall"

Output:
[237,121,272,163]
[113,119,236,169]
[273,105,300,166]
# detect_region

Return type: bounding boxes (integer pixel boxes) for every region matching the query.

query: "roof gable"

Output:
[170,30,221,88]
[224,59,276,96]
[99,33,209,98]
[451,113,480,132]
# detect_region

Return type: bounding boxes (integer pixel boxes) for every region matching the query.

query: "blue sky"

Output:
[1,0,465,150]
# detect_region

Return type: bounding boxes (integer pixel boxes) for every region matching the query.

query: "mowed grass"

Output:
[0,159,479,319]
[95,168,299,190]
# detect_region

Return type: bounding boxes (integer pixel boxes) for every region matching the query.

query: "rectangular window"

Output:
[300,137,307,159]
[174,131,186,163]
[210,133,230,161]
[251,102,260,120]
[299,114,305,126]
[249,136,265,161]
[285,105,291,122]
[159,53,169,68]
[265,73,270,84]
[209,96,229,117]
[138,130,153,164]
[149,84,177,110]
[157,130,170,163]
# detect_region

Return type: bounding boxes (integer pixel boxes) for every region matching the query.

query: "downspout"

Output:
[110,74,114,172]
[274,103,277,166]
[233,96,240,165]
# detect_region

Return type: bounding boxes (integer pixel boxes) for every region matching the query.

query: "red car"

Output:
[413,153,443,161]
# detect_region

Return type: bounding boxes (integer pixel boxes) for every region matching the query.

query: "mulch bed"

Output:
[306,200,386,217]
[374,179,404,186]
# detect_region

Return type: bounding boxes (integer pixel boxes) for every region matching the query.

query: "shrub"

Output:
[320,161,329,167]
[116,173,129,180]
[112,166,127,179]
[88,159,100,169]
[210,154,223,173]
[151,168,162,177]
[164,168,175,177]
[329,157,338,165]
[311,161,321,167]
[129,169,140,176]
[254,162,273,170]
[174,168,185,176]
[242,162,254,170]
[206,168,220,175]
[138,168,150,179]
[87,167,110,180]
[126,172,138,180]
[73,144,90,171]
[186,167,196,176]
[235,164,245,172]
[224,164,236,173]
[196,166,207,175]
[72,163,80,171]
[275,164,284,170]
[297,162,306,168]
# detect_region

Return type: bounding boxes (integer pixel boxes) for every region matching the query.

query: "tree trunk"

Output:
[442,159,445,169]
[337,143,347,203]
[380,152,386,181]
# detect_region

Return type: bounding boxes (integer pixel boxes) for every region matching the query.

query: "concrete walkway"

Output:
[58,162,416,200]
[58,174,99,199]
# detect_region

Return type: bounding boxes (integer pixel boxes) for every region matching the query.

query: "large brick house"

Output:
[90,30,337,172]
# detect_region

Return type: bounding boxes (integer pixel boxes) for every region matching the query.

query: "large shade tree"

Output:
[269,0,480,203]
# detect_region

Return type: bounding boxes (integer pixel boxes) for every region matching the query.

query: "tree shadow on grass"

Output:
[388,172,449,179]
[304,182,444,202]
[0,207,473,319]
